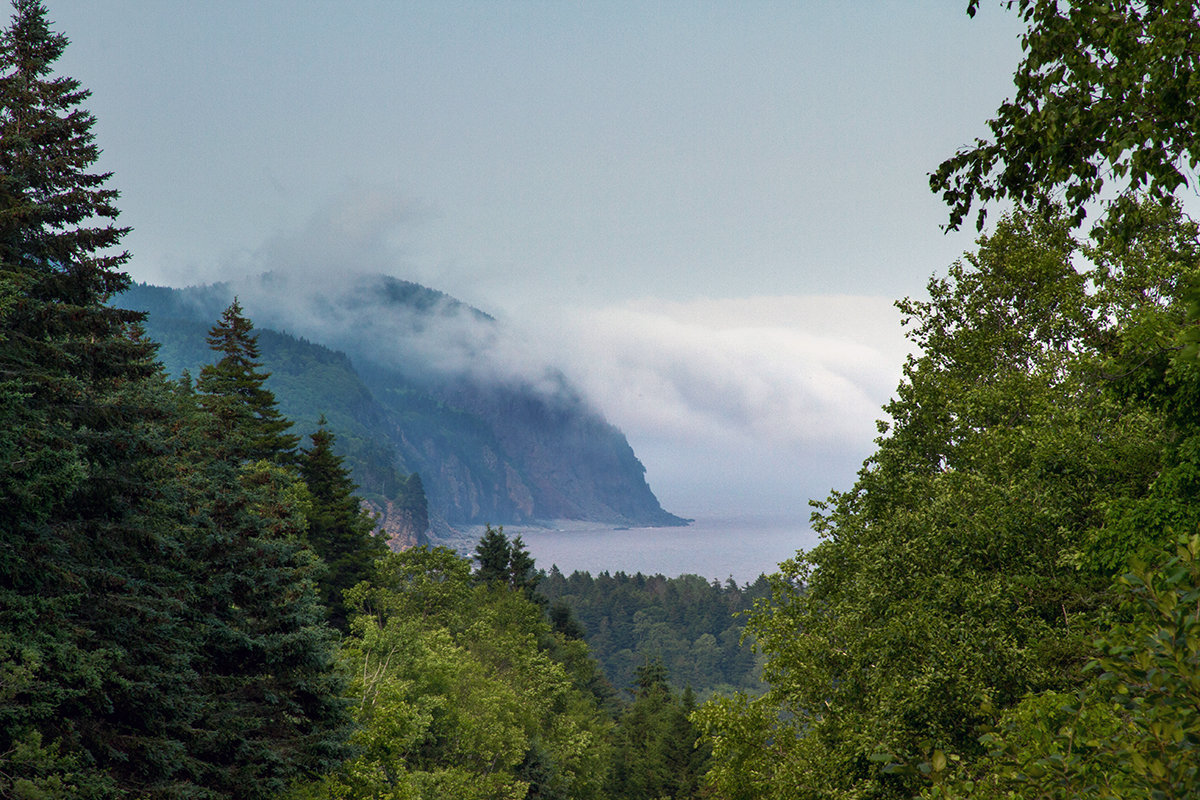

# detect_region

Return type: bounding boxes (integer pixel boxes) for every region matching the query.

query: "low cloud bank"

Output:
[513,296,913,515]
[205,192,918,517]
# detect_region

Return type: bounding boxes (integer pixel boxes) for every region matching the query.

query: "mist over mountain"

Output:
[117,274,688,530]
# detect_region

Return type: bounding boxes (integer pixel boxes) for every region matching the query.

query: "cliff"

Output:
[116,274,688,530]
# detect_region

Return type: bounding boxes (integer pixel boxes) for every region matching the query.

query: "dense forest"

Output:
[5,1,1200,799]
[538,568,770,699]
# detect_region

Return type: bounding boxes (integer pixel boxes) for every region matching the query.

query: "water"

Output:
[512,514,820,585]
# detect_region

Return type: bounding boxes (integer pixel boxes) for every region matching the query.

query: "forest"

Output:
[4,1,1200,798]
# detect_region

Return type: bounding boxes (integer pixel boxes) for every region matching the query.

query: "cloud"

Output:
[508,295,914,515]
[520,295,910,451]
[206,190,916,517]
[220,184,432,282]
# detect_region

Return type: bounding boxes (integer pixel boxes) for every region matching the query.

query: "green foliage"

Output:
[927,535,1200,799]
[474,525,539,596]
[196,298,301,464]
[293,547,614,800]
[2,8,357,794]
[0,3,202,795]
[608,660,711,800]
[300,418,390,630]
[935,1,1200,233]
[694,207,1195,799]
[539,568,770,698]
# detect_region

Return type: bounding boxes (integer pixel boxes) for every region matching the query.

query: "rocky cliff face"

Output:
[365,499,428,551]
[117,274,689,529]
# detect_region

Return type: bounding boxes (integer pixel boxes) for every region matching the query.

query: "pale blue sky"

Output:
[46,1,1029,516]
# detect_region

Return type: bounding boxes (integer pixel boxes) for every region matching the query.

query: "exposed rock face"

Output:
[365,499,429,551]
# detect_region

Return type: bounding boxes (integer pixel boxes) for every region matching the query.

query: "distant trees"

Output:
[473,524,538,594]
[539,567,770,698]
[608,660,710,800]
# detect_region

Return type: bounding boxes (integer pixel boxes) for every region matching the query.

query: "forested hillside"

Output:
[539,569,770,699]
[116,276,689,530]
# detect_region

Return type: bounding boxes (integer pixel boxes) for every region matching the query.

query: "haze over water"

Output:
[515,514,819,586]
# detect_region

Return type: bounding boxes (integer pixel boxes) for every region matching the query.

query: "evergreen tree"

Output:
[608,659,709,800]
[178,411,353,798]
[474,524,515,584]
[401,471,429,533]
[300,416,388,630]
[0,2,202,795]
[473,525,539,596]
[196,297,299,464]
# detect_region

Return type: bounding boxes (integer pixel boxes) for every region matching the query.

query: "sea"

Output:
[508,514,821,586]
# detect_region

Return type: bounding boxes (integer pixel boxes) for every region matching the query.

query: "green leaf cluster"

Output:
[928,534,1200,800]
[934,1,1200,234]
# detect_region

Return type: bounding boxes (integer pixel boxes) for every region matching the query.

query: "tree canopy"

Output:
[695,203,1200,799]
[933,1,1200,234]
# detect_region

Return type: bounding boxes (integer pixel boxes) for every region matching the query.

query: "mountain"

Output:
[115,274,689,532]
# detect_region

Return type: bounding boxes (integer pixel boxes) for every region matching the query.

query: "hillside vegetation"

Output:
[116,278,688,531]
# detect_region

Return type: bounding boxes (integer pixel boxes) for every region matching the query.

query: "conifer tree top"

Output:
[0,0,130,298]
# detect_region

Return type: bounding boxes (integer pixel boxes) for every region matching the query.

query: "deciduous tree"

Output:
[933,1,1200,234]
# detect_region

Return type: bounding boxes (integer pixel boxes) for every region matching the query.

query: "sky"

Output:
[45,1,1030,518]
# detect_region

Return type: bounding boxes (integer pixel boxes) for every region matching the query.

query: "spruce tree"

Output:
[183,454,352,798]
[299,417,388,630]
[0,2,201,795]
[401,471,429,534]
[474,524,514,584]
[196,298,299,464]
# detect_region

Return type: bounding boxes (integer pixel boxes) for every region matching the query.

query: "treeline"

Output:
[539,568,770,698]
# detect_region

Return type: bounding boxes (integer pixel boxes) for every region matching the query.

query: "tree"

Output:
[927,535,1200,800]
[402,471,429,534]
[179,443,353,799]
[291,547,613,800]
[299,416,389,630]
[196,297,299,464]
[608,658,710,800]
[473,524,539,595]
[0,2,203,795]
[933,1,1200,234]
[695,209,1178,799]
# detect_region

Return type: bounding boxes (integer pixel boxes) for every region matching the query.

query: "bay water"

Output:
[512,513,821,585]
